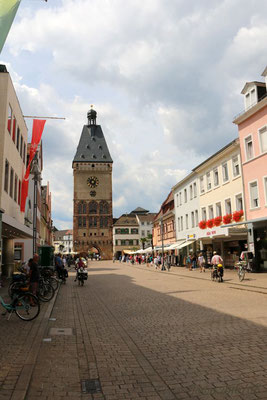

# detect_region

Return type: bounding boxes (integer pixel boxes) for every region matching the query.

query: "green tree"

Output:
[140,237,147,250]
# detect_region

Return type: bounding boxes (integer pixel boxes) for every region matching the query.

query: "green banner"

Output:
[0,0,21,53]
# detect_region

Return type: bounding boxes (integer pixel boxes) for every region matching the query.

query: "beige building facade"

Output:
[0,65,32,275]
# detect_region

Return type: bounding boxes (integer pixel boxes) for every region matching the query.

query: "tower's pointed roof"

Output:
[73,108,113,164]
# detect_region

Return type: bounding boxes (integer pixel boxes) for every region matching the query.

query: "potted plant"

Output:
[214,216,222,226]
[207,218,214,228]
[223,213,232,224]
[232,210,244,222]
[199,220,207,229]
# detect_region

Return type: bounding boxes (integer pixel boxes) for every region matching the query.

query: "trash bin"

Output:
[38,245,54,267]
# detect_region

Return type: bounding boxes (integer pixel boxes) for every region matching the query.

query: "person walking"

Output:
[186,253,192,270]
[29,254,40,296]
[198,252,206,272]
[191,253,197,270]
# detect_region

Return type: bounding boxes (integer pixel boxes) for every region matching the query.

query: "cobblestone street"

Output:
[1,261,267,400]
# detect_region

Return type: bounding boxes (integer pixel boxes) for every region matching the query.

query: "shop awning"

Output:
[168,240,187,250]
[178,240,196,250]
[123,249,135,255]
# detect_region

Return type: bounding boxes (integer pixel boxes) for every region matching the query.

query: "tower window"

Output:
[89,201,97,214]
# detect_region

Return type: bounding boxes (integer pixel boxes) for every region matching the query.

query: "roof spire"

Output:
[87,105,97,126]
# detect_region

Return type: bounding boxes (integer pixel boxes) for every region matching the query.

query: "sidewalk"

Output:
[125,261,267,292]
[0,279,59,400]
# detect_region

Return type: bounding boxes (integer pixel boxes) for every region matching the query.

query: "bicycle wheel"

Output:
[45,277,58,291]
[38,282,55,302]
[239,268,245,282]
[15,293,40,321]
[8,282,19,298]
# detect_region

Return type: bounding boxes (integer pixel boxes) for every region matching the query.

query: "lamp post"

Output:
[160,216,165,270]
[31,159,41,256]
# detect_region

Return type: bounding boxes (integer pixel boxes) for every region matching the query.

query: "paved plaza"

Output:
[1,262,267,400]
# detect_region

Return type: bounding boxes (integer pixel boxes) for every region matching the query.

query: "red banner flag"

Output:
[20,119,46,212]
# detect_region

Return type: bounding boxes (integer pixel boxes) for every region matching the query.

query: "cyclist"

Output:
[211,251,223,281]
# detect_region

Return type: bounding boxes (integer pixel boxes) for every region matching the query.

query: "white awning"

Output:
[178,240,196,250]
[168,240,187,250]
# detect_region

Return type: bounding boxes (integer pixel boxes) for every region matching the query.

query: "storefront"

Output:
[199,226,248,268]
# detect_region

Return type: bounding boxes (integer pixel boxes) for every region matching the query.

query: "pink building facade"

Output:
[234,67,267,270]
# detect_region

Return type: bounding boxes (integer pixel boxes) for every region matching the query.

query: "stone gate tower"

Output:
[72,108,113,259]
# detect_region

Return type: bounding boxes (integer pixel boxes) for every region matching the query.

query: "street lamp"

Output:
[160,216,165,270]
[31,159,41,256]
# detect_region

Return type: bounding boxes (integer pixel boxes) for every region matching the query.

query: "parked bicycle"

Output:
[0,292,40,321]
[9,275,55,302]
[235,261,252,281]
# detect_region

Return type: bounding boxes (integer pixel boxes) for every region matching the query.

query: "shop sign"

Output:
[186,234,196,240]
[206,230,217,236]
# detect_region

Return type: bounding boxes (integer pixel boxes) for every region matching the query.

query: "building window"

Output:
[14,174,18,202]
[184,189,187,203]
[249,181,259,208]
[16,126,20,150]
[225,199,232,214]
[141,230,145,236]
[23,143,26,164]
[78,202,83,214]
[264,177,267,205]
[232,156,240,177]
[245,136,254,160]
[18,180,21,205]
[179,192,182,205]
[20,136,23,158]
[193,182,197,197]
[186,214,188,229]
[206,172,211,190]
[83,217,86,227]
[131,228,138,234]
[222,163,229,182]
[191,212,195,228]
[176,194,179,207]
[195,210,199,225]
[180,216,183,231]
[12,117,16,142]
[259,126,267,153]
[208,205,214,219]
[177,218,180,232]
[9,167,14,198]
[201,207,206,220]
[190,185,193,200]
[4,159,9,192]
[78,217,82,227]
[213,168,219,186]
[216,202,222,217]
[100,201,109,214]
[200,176,204,193]
[7,105,12,134]
[235,194,243,211]
[89,201,97,214]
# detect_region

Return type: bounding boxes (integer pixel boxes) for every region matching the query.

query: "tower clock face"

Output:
[87,176,99,188]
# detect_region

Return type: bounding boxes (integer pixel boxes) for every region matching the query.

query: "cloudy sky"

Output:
[1,0,267,229]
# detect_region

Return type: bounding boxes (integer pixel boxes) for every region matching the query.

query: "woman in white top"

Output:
[198,252,206,272]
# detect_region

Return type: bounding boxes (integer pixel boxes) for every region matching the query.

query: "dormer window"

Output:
[242,82,266,111]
